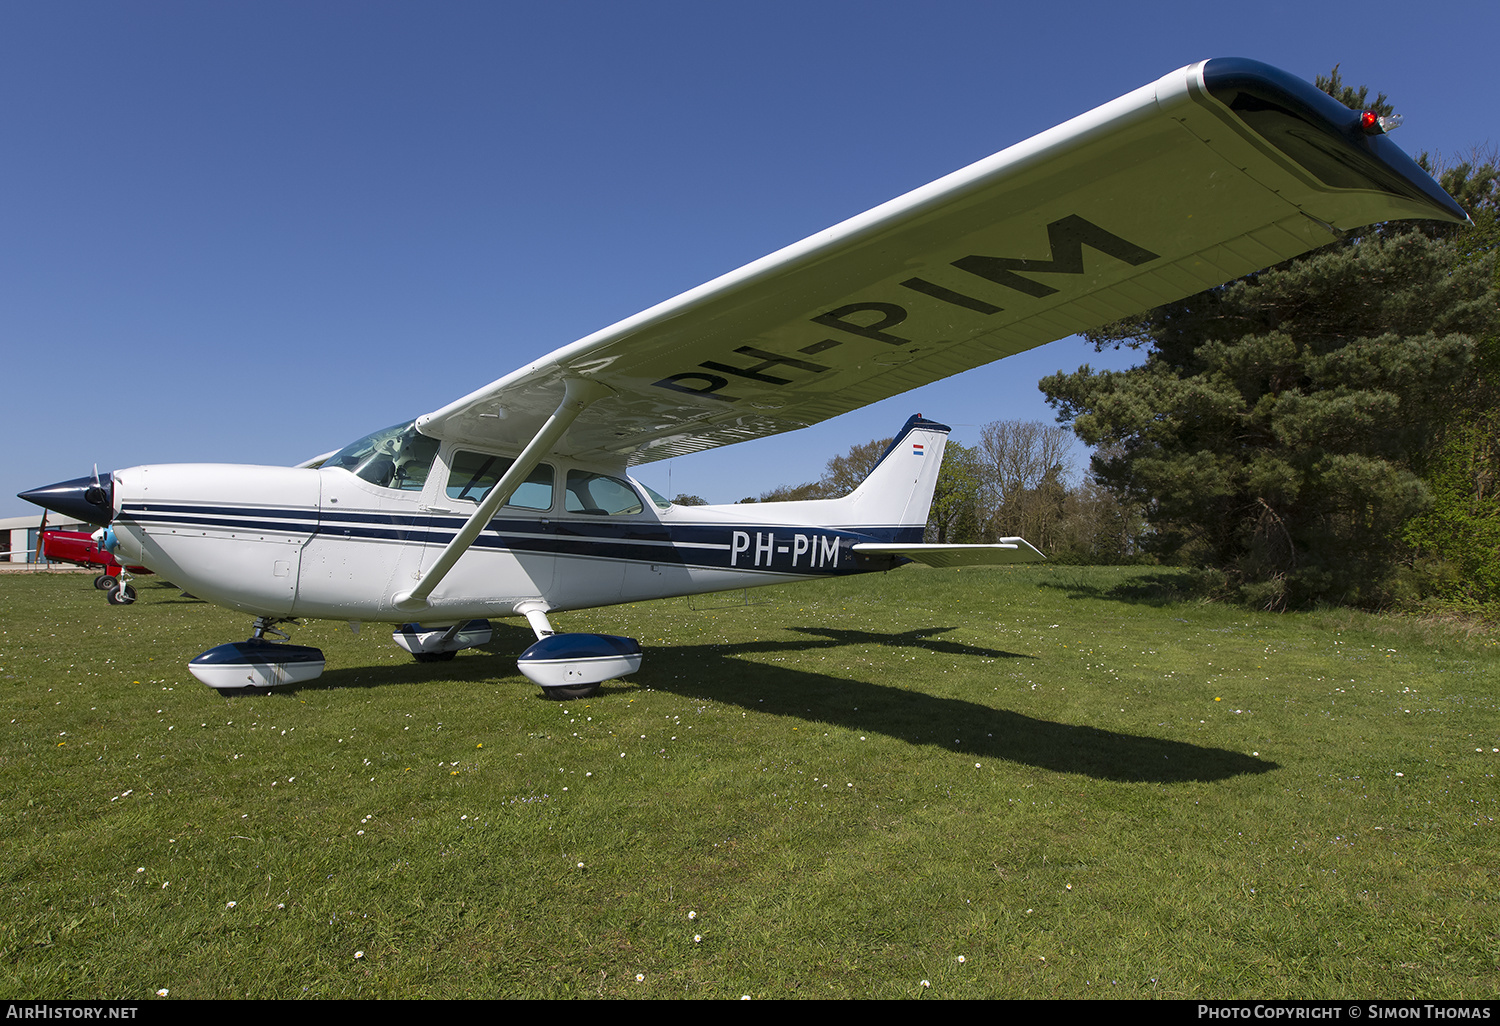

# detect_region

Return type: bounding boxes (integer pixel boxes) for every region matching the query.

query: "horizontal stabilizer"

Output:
[852,538,1045,568]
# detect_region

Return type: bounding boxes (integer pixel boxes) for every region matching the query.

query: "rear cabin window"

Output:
[565,470,644,516]
[446,452,554,511]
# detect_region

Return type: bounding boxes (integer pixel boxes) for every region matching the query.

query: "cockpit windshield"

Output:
[641,482,673,511]
[324,420,439,491]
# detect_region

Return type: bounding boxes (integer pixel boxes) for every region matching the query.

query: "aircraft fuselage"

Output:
[106,458,914,623]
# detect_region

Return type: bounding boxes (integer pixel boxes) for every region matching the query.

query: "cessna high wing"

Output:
[20,58,1466,697]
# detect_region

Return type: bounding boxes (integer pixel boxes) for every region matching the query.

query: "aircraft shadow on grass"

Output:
[291,620,1274,785]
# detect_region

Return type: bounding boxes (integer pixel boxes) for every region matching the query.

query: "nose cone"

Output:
[18,474,115,527]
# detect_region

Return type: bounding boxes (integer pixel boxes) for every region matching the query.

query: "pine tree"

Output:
[1038,74,1498,608]
[1401,156,1500,608]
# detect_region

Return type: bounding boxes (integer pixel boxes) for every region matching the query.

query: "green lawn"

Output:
[1,566,1495,999]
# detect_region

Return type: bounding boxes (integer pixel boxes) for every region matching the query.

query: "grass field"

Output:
[1,566,1496,999]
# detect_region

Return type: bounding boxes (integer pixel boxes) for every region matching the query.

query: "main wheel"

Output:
[107,583,137,605]
[93,574,114,591]
[540,683,601,701]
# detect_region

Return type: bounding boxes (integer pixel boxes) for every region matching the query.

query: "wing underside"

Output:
[417,58,1465,466]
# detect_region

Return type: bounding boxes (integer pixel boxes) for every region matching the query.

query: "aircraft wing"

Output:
[418,58,1464,466]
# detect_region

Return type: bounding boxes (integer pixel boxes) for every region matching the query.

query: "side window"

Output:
[446,452,554,510]
[565,470,644,516]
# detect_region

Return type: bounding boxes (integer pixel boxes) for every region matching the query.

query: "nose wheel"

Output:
[391,620,493,662]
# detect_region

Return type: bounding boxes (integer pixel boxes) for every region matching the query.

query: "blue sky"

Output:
[3,0,1494,518]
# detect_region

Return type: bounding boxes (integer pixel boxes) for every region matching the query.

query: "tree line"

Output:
[731,419,1146,565]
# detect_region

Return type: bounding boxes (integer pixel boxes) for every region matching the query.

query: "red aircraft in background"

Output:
[41,528,152,604]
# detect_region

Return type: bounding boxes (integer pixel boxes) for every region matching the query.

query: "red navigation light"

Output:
[1359,111,1405,135]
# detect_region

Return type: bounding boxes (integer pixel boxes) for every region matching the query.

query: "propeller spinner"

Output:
[17,472,115,527]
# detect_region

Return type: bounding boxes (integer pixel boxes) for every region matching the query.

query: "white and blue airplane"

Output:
[20,58,1465,697]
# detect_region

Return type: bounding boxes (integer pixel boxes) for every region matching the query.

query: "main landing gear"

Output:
[512,603,641,701]
[181,610,641,697]
[187,617,326,690]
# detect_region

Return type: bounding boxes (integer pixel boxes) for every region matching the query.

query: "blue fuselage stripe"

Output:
[121,503,921,575]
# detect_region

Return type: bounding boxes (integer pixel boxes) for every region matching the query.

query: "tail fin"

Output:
[837,414,1045,564]
[837,415,951,531]
[742,413,1047,565]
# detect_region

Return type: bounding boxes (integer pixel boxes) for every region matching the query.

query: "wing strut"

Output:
[393,377,613,611]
